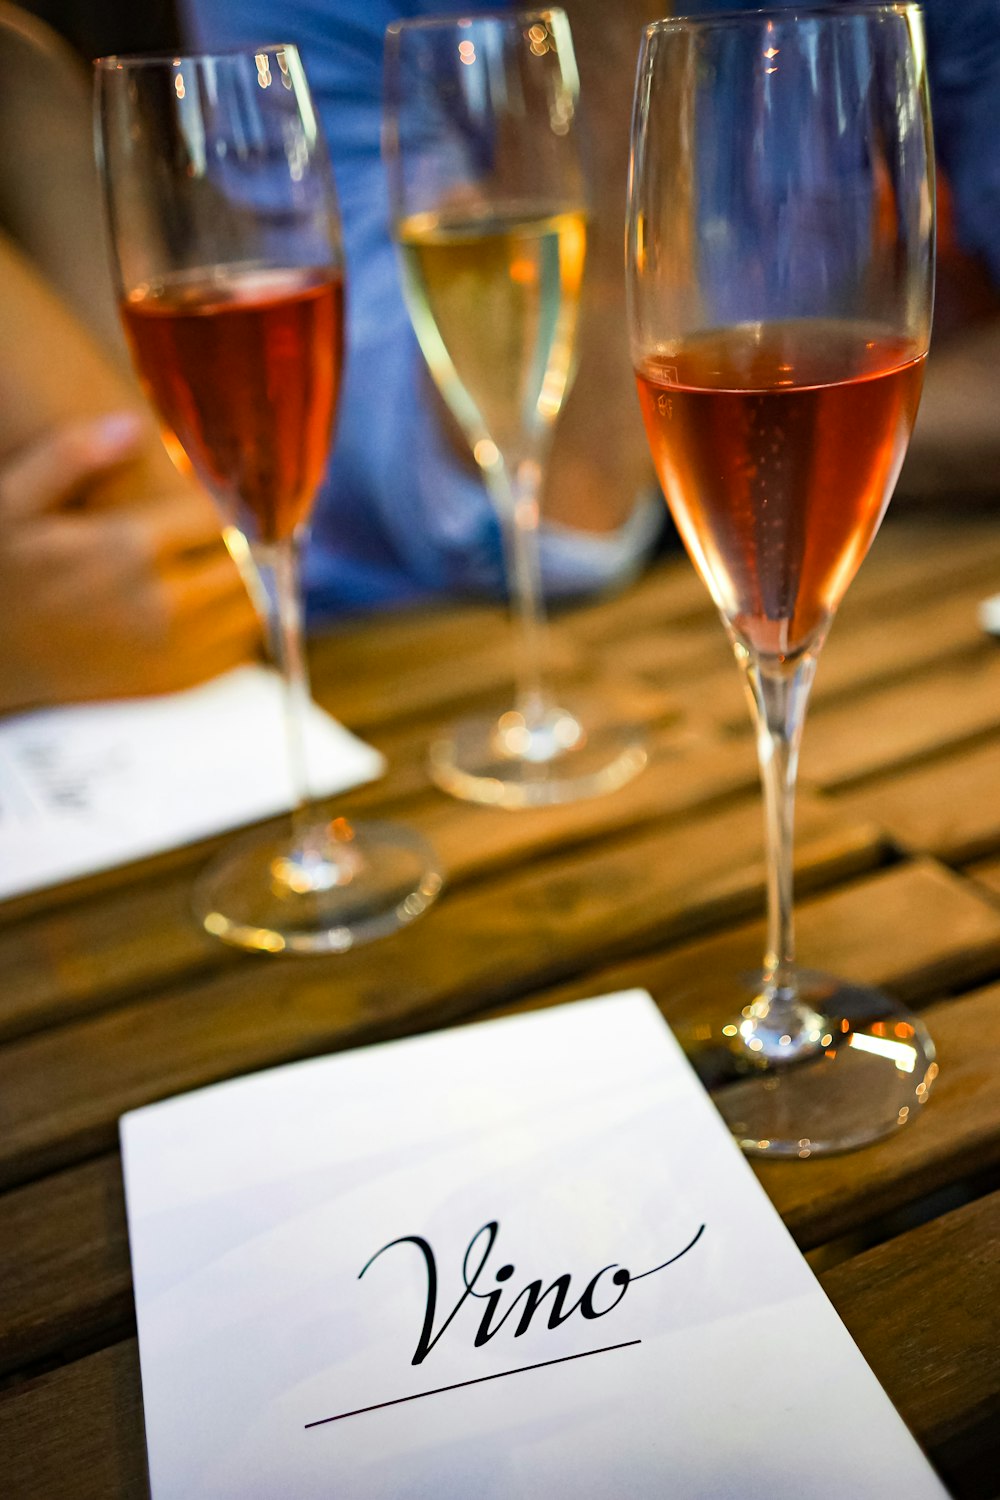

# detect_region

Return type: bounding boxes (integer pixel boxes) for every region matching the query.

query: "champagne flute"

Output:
[384,10,646,808]
[96,47,442,954]
[627,5,937,1154]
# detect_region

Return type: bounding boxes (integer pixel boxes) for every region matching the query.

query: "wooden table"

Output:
[1,514,999,1498]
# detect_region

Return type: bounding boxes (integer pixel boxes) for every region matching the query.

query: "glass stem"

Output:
[498,456,551,731]
[261,535,321,860]
[740,649,822,1059]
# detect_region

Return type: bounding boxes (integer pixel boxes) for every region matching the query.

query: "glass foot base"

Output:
[429,698,647,809]
[193,819,443,955]
[681,971,938,1157]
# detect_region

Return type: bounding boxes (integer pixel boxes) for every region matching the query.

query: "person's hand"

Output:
[0,414,261,714]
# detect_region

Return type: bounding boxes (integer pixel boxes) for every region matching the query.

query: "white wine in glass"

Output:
[385,10,646,809]
[627,5,938,1154]
[395,205,586,472]
[96,46,442,953]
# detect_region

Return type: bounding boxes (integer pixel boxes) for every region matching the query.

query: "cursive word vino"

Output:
[397,204,586,459]
[636,321,925,661]
[122,267,344,544]
[359,1217,705,1366]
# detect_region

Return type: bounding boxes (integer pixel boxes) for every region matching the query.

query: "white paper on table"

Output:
[0,665,384,900]
[120,991,948,1500]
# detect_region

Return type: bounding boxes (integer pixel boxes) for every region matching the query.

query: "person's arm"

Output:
[0,7,197,487]
[0,3,128,357]
[0,5,260,714]
[0,229,180,491]
[543,0,665,539]
[0,229,259,714]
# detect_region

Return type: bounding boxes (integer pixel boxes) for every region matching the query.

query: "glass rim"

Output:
[93,42,300,69]
[644,3,922,34]
[385,7,566,37]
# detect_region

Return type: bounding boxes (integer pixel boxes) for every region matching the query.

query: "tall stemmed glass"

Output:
[96,47,442,953]
[627,6,937,1154]
[384,10,646,808]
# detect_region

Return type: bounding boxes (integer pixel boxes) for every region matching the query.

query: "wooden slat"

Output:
[564,554,719,646]
[824,1190,1000,1497]
[308,596,511,680]
[966,856,1000,904]
[0,1158,130,1378]
[311,617,582,733]
[806,590,988,703]
[4,1187,997,1499]
[620,605,1000,761]
[633,519,1000,744]
[831,739,1000,866]
[0,1342,148,1500]
[600,616,731,687]
[499,856,1000,1026]
[5,861,1000,1382]
[0,722,756,1044]
[795,650,1000,789]
[840,517,1000,612]
[671,618,999,748]
[0,793,880,1190]
[0,875,227,1046]
[401,724,758,892]
[571,518,1000,654]
[624,580,991,712]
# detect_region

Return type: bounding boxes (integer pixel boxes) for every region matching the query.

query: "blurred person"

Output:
[182,0,1000,545]
[179,0,663,617]
[3,0,665,717]
[0,0,660,724]
[5,0,999,717]
[0,3,260,715]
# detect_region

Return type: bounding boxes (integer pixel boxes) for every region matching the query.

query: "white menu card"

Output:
[120,991,946,1499]
[0,665,384,900]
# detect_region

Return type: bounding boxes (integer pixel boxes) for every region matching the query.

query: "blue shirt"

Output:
[182,0,660,620]
[687,0,1000,285]
[921,0,1000,286]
